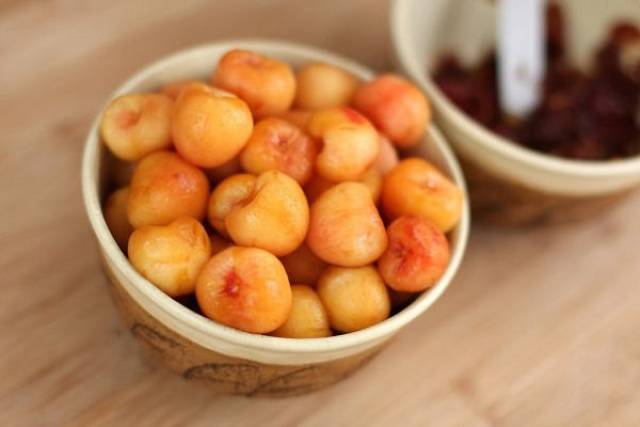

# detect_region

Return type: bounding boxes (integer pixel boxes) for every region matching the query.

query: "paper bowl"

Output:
[82,39,470,396]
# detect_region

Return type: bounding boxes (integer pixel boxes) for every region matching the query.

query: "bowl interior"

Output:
[83,40,470,356]
[403,0,637,73]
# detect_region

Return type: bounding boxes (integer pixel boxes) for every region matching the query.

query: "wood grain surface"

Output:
[1,1,639,426]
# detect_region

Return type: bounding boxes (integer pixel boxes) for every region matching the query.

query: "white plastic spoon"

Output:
[497,0,546,118]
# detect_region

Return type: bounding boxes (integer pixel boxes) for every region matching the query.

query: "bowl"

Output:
[82,39,470,397]
[391,0,640,226]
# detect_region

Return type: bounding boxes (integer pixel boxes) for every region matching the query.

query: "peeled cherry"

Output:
[225,171,309,256]
[381,158,463,232]
[196,246,291,334]
[240,118,317,185]
[104,187,133,251]
[294,62,359,110]
[307,107,380,182]
[212,49,296,118]
[317,266,390,333]
[307,182,387,267]
[353,74,430,148]
[378,216,450,292]
[279,243,326,285]
[100,93,173,161]
[128,151,209,228]
[272,285,331,338]
[209,171,309,256]
[172,85,253,168]
[128,217,211,297]
[207,173,256,238]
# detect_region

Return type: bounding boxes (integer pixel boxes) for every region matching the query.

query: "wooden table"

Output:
[2,1,639,425]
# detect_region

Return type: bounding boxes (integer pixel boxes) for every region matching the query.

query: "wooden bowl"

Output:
[81,40,470,397]
[391,0,640,226]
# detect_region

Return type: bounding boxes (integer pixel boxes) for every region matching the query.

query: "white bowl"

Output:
[81,40,470,395]
[392,0,640,224]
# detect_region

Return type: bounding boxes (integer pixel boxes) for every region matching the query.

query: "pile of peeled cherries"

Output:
[101,48,463,338]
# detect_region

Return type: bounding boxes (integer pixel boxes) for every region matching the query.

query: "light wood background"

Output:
[2,1,639,426]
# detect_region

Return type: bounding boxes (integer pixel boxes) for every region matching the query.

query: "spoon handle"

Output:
[497,0,546,118]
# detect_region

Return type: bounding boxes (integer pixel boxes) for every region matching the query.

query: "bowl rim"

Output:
[391,0,640,178]
[82,38,470,355]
